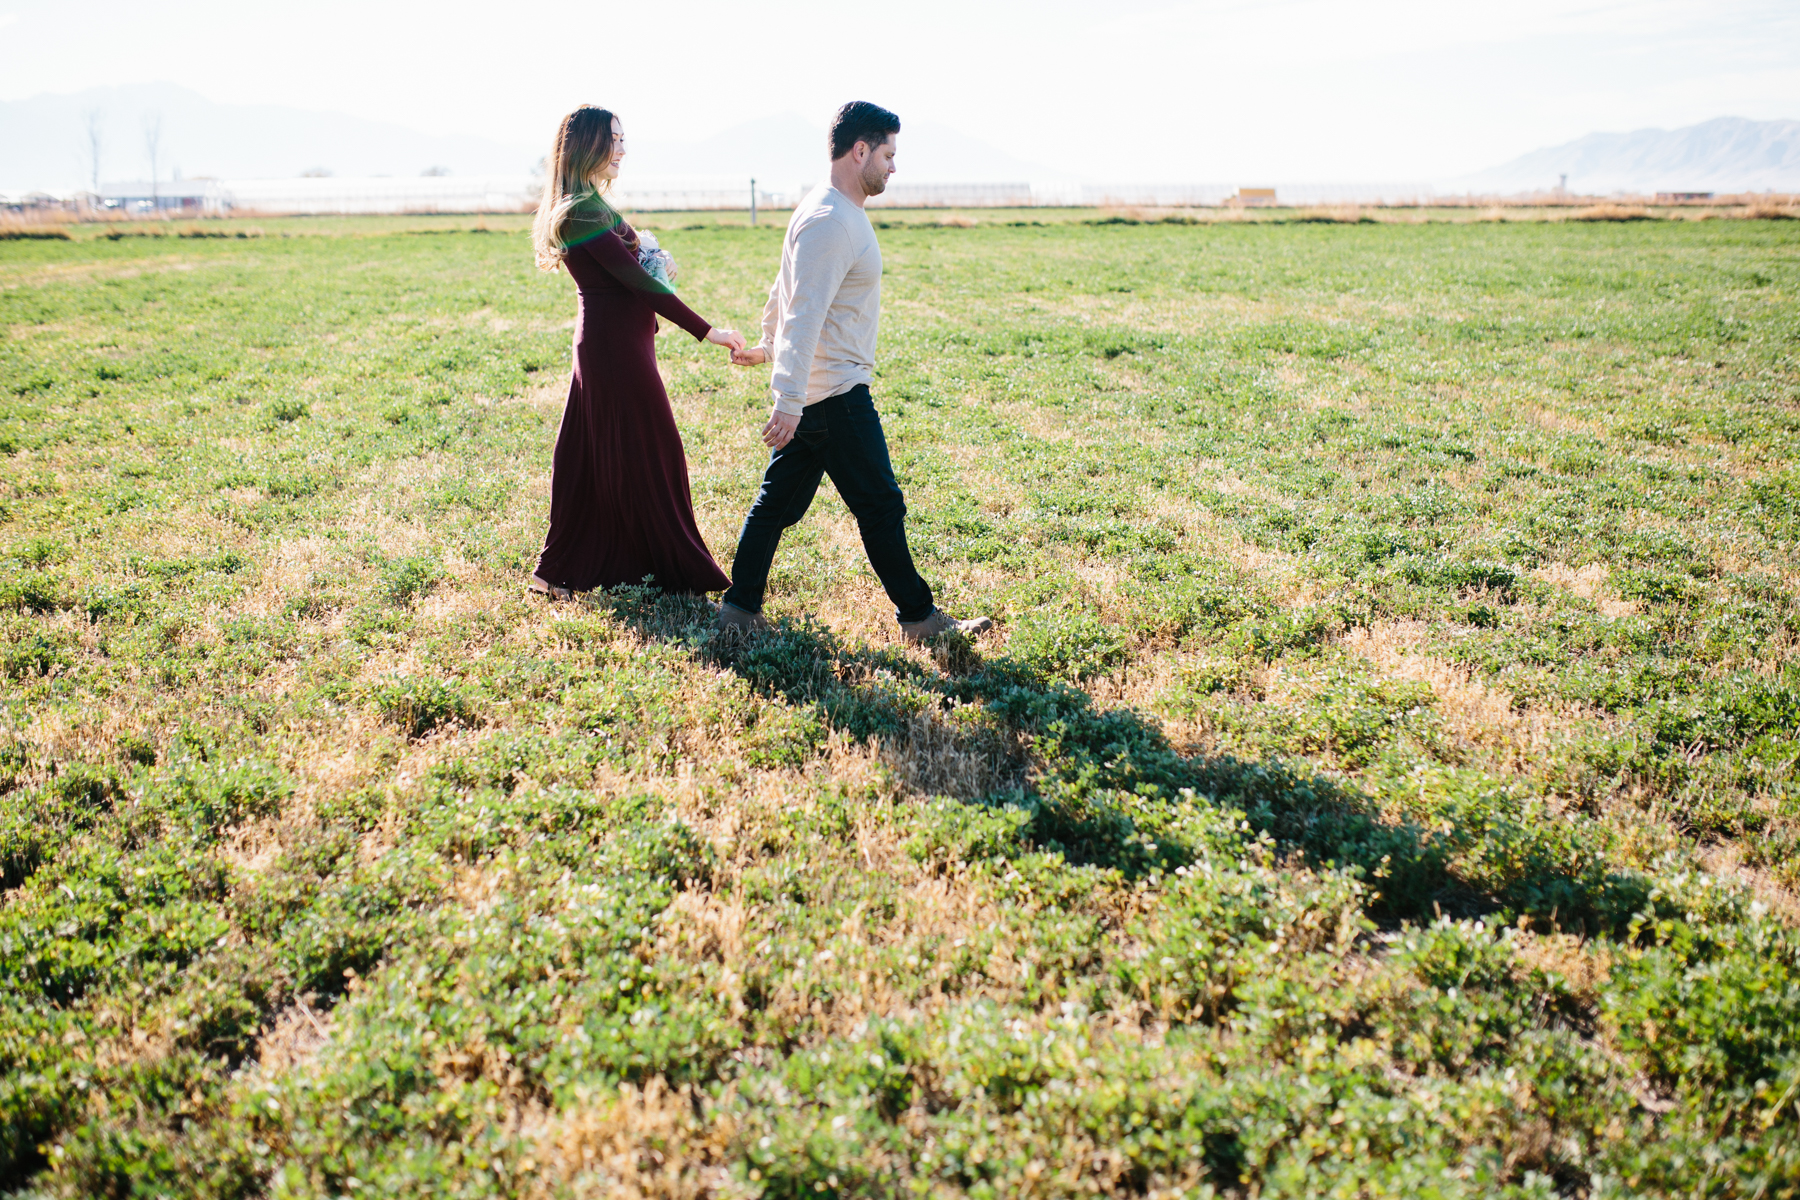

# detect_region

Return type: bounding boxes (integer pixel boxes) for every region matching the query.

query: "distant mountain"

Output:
[1447,117,1800,196]
[0,88,1072,196]
[0,83,539,192]
[621,112,1074,189]
[619,113,826,189]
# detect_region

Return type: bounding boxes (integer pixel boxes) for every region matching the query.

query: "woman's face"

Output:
[593,118,625,184]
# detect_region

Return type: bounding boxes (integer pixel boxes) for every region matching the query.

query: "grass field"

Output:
[2,211,1799,1198]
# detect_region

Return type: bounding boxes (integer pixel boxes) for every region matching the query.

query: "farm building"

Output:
[221,175,537,215]
[0,191,79,215]
[97,180,226,215]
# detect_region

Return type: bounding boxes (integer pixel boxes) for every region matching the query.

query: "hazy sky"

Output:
[2,0,1795,180]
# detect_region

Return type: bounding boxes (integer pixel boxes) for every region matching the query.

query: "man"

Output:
[718,101,992,644]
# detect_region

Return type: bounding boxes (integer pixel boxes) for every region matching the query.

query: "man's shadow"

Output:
[592,585,1648,935]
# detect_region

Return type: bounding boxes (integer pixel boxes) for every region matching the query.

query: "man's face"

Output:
[859,135,897,196]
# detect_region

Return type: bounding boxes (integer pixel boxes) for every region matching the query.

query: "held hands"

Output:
[705,328,747,353]
[762,405,800,450]
[731,345,768,367]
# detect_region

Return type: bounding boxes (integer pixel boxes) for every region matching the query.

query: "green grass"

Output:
[1,212,1798,1198]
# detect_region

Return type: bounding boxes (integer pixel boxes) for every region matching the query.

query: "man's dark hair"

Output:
[829,102,900,161]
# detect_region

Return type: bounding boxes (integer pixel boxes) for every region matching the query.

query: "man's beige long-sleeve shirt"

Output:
[759,184,881,416]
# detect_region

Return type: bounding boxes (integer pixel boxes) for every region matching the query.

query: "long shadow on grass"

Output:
[600,587,1649,933]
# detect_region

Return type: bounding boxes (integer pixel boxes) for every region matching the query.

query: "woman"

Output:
[528,105,744,600]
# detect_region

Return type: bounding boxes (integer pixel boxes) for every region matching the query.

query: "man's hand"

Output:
[762,405,801,450]
[731,345,769,367]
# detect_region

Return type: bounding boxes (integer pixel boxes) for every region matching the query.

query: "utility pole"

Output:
[142,111,163,216]
[750,177,757,227]
[82,109,103,209]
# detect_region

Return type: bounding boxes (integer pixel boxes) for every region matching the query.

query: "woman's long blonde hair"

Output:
[532,105,621,272]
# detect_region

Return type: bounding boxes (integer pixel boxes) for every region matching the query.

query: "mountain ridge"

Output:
[622,112,1075,186]
[0,85,1071,194]
[0,83,541,191]
[1447,116,1800,195]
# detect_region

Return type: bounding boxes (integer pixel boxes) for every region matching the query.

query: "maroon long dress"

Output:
[534,222,732,595]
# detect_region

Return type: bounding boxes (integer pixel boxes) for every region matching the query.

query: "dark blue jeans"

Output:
[723,385,935,624]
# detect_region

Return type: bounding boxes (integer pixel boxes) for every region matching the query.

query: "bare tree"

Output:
[142,111,162,214]
[82,109,103,203]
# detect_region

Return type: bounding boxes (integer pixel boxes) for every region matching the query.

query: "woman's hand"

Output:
[706,328,747,353]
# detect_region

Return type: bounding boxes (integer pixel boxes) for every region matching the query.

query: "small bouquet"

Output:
[636,230,678,289]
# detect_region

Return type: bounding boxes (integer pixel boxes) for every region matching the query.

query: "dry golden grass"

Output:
[875,706,1022,801]
[1568,204,1656,223]
[1700,842,1800,927]
[1339,621,1588,773]
[254,1001,334,1077]
[1291,206,1370,224]
[494,376,575,412]
[1531,561,1639,618]
[1512,927,1612,998]
[521,1078,746,1200]
[1743,200,1800,221]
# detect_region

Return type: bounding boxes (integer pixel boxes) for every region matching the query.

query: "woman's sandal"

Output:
[527,577,575,602]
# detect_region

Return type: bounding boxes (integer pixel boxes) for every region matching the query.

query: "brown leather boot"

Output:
[716,602,771,634]
[900,608,994,644]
